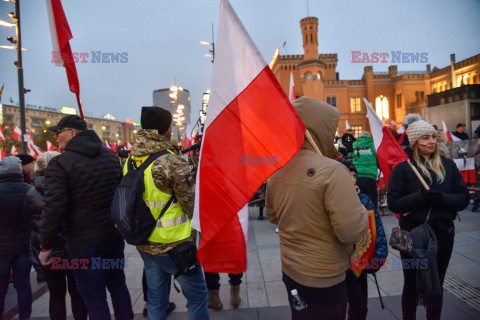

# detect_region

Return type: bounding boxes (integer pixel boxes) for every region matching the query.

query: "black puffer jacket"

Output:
[0,173,32,256]
[25,172,66,266]
[40,130,122,251]
[388,152,470,231]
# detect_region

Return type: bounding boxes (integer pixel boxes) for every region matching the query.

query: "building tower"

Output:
[298,17,325,100]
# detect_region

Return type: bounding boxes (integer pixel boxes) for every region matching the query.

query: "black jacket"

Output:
[25,172,66,266]
[388,152,470,230]
[0,173,32,256]
[40,130,122,251]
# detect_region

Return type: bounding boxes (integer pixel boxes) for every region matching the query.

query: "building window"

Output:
[457,75,463,87]
[396,93,402,108]
[415,91,425,101]
[375,95,389,119]
[351,125,363,138]
[327,97,337,107]
[463,74,469,85]
[350,97,361,113]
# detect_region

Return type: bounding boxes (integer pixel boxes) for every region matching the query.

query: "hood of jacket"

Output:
[292,97,340,159]
[33,173,45,194]
[65,130,103,158]
[131,129,174,157]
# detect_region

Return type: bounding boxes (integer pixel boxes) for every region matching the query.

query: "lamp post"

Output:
[200,23,215,63]
[0,0,28,154]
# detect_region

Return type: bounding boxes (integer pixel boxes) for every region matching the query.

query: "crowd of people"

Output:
[0,97,472,320]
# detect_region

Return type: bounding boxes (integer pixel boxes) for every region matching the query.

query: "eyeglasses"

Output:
[55,128,73,136]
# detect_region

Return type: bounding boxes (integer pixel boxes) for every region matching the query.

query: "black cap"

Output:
[47,115,87,132]
[141,106,172,134]
[16,154,35,166]
[456,123,466,128]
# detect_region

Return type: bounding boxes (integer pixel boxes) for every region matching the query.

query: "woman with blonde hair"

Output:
[388,120,470,320]
[25,151,87,320]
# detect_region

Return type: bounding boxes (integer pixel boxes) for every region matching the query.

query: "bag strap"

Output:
[137,150,171,172]
[157,192,176,222]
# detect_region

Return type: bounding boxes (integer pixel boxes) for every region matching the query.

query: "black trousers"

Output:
[400,223,455,320]
[204,272,243,290]
[282,272,347,320]
[345,269,368,320]
[43,267,87,320]
[356,177,378,209]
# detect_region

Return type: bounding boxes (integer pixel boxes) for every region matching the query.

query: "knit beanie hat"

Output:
[0,156,23,175]
[402,113,422,129]
[406,120,436,147]
[16,154,35,166]
[141,106,172,134]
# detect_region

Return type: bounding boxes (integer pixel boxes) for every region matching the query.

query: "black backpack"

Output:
[111,151,175,245]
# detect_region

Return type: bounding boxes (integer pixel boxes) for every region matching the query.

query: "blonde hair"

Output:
[413,143,445,184]
[35,151,60,172]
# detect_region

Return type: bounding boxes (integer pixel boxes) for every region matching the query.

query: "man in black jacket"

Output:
[38,115,133,320]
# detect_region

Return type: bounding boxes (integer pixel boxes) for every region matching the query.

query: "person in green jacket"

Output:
[347,132,379,207]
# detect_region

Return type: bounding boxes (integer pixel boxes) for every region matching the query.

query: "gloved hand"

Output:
[421,189,442,204]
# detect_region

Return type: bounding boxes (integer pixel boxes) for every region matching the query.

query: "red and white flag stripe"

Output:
[0,124,5,141]
[288,71,295,102]
[364,98,408,188]
[47,140,56,151]
[442,121,461,142]
[12,126,21,141]
[11,145,18,156]
[191,0,305,273]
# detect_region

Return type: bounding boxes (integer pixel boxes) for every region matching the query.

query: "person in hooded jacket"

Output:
[25,151,87,320]
[38,115,133,320]
[388,120,470,320]
[267,97,368,320]
[0,156,33,320]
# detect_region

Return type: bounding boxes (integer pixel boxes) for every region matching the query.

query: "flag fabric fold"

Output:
[191,0,305,273]
[46,0,83,118]
[364,98,408,188]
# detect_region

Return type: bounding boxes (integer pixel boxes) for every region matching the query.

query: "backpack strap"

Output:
[127,150,170,173]
[157,192,177,222]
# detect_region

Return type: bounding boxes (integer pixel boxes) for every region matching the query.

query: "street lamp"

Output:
[200,23,215,63]
[0,1,28,154]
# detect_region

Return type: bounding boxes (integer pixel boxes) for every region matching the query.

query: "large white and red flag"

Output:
[0,124,5,141]
[191,0,305,273]
[46,0,83,119]
[288,71,295,102]
[442,121,460,142]
[364,98,408,188]
[11,126,21,141]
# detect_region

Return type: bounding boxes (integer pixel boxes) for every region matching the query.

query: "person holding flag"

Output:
[267,97,368,320]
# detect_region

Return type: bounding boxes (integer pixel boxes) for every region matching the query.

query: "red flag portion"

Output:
[364,98,408,188]
[46,0,83,119]
[47,141,56,151]
[12,126,21,141]
[191,0,305,273]
[0,124,5,141]
[0,150,6,160]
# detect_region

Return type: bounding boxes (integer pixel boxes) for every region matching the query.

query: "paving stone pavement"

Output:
[4,206,480,319]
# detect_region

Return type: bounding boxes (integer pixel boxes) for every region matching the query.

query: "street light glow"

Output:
[177,104,184,110]
[0,20,14,27]
[170,86,178,92]
[200,41,211,46]
[0,45,26,50]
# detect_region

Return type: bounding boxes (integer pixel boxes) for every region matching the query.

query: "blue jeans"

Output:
[139,250,209,320]
[0,253,32,320]
[66,237,133,320]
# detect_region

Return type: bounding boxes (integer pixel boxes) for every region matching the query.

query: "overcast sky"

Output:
[0,0,479,124]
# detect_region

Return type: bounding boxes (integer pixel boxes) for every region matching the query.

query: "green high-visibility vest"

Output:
[123,153,192,243]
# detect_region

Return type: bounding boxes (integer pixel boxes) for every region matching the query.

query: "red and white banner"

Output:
[288,71,295,102]
[46,0,83,118]
[365,98,408,188]
[191,0,305,273]
[454,158,476,184]
[12,126,21,141]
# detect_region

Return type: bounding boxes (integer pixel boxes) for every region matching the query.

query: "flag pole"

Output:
[305,129,322,155]
[75,94,84,119]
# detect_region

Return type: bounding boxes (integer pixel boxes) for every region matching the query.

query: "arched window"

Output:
[442,82,446,91]
[457,75,462,87]
[310,34,313,42]
[463,74,469,85]
[375,95,389,119]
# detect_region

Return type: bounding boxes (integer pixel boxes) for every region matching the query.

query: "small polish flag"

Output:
[126,141,132,151]
[12,126,21,141]
[182,124,193,154]
[288,71,295,102]
[346,120,351,130]
[191,0,305,273]
[117,140,124,147]
[47,141,56,151]
[0,124,5,141]
[365,98,408,189]
[11,145,18,156]
[104,141,111,149]
[442,121,461,142]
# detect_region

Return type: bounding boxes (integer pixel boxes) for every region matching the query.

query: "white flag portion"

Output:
[191,0,305,273]
[47,140,56,151]
[289,71,295,102]
[346,119,351,130]
[11,145,18,156]
[12,126,21,141]
[442,121,460,142]
[126,141,132,151]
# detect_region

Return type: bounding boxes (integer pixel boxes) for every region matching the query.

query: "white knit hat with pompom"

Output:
[406,120,436,146]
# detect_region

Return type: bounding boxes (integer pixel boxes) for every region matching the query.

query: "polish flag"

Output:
[104,141,111,149]
[11,145,18,156]
[0,124,5,141]
[0,150,6,160]
[398,126,405,134]
[288,71,295,102]
[117,140,124,147]
[46,0,83,119]
[191,0,306,273]
[346,119,351,130]
[12,126,21,141]
[47,141,56,151]
[182,124,193,154]
[364,98,408,189]
[126,141,132,151]
[110,143,117,152]
[442,121,460,142]
[28,141,45,157]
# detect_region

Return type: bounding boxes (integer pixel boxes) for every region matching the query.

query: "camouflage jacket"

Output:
[132,129,196,255]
